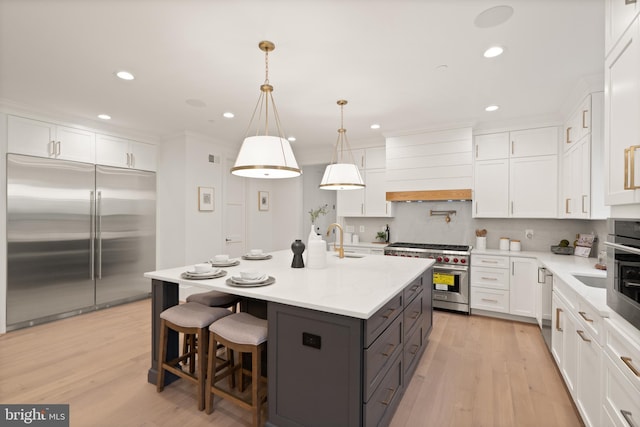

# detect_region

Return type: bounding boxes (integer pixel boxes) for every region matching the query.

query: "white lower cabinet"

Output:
[551,277,603,427]
[471,254,536,318]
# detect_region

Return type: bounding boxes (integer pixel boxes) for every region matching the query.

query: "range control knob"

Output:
[460,259,467,264]
[443,257,450,263]
[436,256,443,262]
[453,258,459,263]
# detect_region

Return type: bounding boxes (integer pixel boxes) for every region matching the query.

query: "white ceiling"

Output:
[0,0,604,156]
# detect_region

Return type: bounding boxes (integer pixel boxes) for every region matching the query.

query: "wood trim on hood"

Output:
[386,189,472,202]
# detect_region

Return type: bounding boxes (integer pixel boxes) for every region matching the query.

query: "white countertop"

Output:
[472,248,608,316]
[145,250,433,319]
[341,242,389,249]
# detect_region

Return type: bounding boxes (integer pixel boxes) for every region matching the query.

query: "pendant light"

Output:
[231,41,301,179]
[319,100,365,190]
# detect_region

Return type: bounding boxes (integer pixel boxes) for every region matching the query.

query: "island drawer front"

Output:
[605,319,640,392]
[471,254,509,268]
[471,266,509,290]
[404,324,423,377]
[364,353,403,427]
[577,299,603,345]
[403,292,423,339]
[403,275,423,305]
[365,294,403,347]
[364,314,403,401]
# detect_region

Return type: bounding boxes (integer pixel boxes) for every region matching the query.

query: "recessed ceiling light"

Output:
[287,136,296,142]
[483,46,504,58]
[370,124,381,130]
[474,5,514,28]
[485,105,500,112]
[186,99,206,108]
[98,114,111,120]
[223,112,235,118]
[115,70,135,81]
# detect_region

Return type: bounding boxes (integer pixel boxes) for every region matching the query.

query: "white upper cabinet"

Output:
[605,16,640,205]
[510,127,558,158]
[606,0,640,56]
[473,126,558,218]
[8,115,95,163]
[96,134,157,171]
[365,146,386,169]
[474,132,510,161]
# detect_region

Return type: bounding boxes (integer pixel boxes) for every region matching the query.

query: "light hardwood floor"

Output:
[0,299,582,426]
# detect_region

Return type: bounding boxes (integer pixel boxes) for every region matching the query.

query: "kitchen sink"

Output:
[572,274,606,289]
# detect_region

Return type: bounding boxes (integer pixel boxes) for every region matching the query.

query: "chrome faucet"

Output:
[326,223,345,259]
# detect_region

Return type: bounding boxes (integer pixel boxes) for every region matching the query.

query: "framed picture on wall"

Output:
[258,191,269,211]
[198,186,214,211]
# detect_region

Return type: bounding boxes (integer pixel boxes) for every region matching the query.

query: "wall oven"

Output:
[606,219,640,331]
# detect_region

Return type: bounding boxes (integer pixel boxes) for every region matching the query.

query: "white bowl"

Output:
[249,249,263,256]
[194,263,213,273]
[213,254,230,263]
[239,269,263,280]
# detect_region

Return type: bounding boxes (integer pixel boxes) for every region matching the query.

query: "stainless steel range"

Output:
[384,242,471,314]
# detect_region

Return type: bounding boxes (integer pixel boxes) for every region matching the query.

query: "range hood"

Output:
[386,189,472,202]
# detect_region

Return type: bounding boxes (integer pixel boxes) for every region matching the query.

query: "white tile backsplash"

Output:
[342,201,607,255]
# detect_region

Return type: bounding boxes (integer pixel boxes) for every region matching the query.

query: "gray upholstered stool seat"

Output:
[206,312,268,427]
[186,290,240,308]
[157,303,233,411]
[209,312,268,345]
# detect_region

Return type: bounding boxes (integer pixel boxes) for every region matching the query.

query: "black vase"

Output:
[291,239,305,268]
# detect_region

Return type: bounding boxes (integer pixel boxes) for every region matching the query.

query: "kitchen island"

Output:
[145,249,434,427]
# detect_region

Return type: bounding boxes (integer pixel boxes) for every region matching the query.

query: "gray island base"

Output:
[145,250,433,426]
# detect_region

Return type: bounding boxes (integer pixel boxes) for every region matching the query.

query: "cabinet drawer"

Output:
[471,288,509,313]
[403,276,423,305]
[471,266,509,290]
[364,315,403,401]
[471,255,509,268]
[364,353,403,427]
[605,319,640,392]
[404,325,423,377]
[576,300,604,345]
[365,294,403,347]
[603,352,640,427]
[404,292,423,339]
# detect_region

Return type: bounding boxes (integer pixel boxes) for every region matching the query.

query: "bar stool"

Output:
[183,290,241,359]
[156,302,232,411]
[206,312,268,427]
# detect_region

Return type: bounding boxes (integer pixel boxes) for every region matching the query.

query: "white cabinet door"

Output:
[606,0,639,55]
[8,115,95,163]
[364,169,393,217]
[349,148,366,170]
[551,294,565,367]
[509,257,537,318]
[96,134,130,168]
[510,127,558,158]
[474,132,509,161]
[130,141,157,171]
[510,156,558,217]
[576,327,603,427]
[563,141,590,218]
[605,17,640,205]
[365,147,386,169]
[562,306,580,399]
[336,187,364,217]
[8,115,56,158]
[473,159,509,217]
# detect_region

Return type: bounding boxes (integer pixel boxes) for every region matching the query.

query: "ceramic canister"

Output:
[499,237,510,251]
[510,240,521,251]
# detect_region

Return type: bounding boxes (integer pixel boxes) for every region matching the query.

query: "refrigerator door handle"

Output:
[97,191,102,279]
[90,191,95,280]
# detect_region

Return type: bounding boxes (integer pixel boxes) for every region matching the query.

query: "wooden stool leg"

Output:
[197,327,208,411]
[205,331,217,415]
[252,346,261,427]
[227,348,235,389]
[156,319,167,392]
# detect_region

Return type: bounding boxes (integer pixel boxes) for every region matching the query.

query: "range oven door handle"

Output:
[605,241,640,256]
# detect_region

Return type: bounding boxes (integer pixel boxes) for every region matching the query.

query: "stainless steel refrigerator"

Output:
[6,153,156,330]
